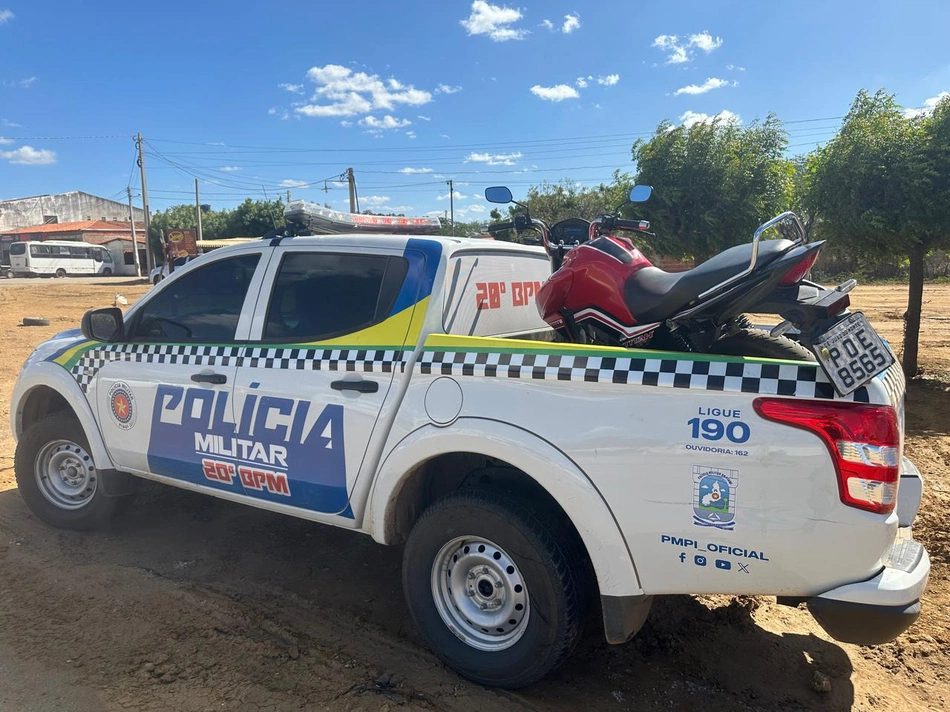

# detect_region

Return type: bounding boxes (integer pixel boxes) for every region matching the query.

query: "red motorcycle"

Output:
[485,186,893,395]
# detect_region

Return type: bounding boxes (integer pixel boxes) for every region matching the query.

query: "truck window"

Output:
[10,243,25,256]
[128,253,260,343]
[443,251,553,337]
[262,252,408,342]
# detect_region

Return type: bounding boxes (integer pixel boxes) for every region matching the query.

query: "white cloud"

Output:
[439,134,450,139]
[399,167,434,174]
[405,130,417,139]
[1,145,56,165]
[540,19,554,31]
[438,190,468,201]
[653,35,689,64]
[361,195,391,207]
[268,106,290,120]
[359,114,412,130]
[460,1,528,42]
[562,13,581,34]
[435,83,462,94]
[673,77,731,96]
[680,109,741,128]
[903,92,950,118]
[653,31,723,64]
[295,64,432,118]
[465,151,522,166]
[597,74,620,86]
[339,120,353,127]
[1,118,20,127]
[279,83,304,94]
[726,64,745,72]
[219,166,242,172]
[382,205,414,213]
[4,76,37,89]
[530,84,580,102]
[689,31,722,52]
[456,204,487,218]
[0,9,13,24]
[576,77,589,88]
[0,136,13,145]
[280,179,309,188]
[417,115,431,121]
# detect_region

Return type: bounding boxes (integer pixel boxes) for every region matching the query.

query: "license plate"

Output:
[813,312,895,395]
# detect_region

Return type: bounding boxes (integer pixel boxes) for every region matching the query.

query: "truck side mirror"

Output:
[81,307,125,342]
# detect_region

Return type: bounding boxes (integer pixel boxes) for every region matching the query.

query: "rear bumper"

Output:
[806,456,928,645]
[807,532,929,644]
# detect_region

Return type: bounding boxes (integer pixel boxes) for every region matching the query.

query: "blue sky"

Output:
[1,0,948,222]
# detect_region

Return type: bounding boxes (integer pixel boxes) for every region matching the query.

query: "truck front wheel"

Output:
[14,414,128,530]
[402,489,585,688]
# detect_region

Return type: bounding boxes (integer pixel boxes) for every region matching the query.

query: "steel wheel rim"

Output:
[34,440,97,510]
[431,536,530,651]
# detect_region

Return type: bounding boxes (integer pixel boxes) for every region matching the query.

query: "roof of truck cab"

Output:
[230,233,547,258]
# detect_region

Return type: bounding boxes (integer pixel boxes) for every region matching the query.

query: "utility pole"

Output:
[127,186,142,278]
[286,190,291,203]
[347,167,357,213]
[446,179,454,230]
[194,178,203,243]
[136,133,154,273]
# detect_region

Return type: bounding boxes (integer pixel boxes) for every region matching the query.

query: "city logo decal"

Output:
[692,465,738,530]
[108,381,136,430]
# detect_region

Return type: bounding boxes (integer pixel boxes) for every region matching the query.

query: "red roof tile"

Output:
[0,219,146,235]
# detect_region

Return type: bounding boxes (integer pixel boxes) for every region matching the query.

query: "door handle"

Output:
[191,372,228,385]
[331,379,379,394]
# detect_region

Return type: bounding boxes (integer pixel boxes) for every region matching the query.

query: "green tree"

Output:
[225,198,284,237]
[631,115,794,259]
[807,89,950,376]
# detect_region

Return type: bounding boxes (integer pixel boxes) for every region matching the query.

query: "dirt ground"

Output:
[0,278,947,712]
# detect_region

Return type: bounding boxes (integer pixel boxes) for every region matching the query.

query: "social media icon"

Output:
[694,555,707,566]
[715,559,732,571]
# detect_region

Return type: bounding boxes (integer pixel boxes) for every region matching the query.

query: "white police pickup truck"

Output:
[11,231,930,688]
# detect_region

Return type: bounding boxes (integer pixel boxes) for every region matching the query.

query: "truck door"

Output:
[94,249,270,498]
[231,244,421,520]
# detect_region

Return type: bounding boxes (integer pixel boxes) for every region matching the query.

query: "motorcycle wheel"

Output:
[710,327,815,361]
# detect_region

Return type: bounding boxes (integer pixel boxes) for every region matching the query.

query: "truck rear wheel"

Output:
[14,414,128,530]
[402,489,585,688]
[711,327,815,361]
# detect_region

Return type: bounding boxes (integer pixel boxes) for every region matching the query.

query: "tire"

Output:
[102,267,113,277]
[403,489,585,688]
[21,316,50,326]
[55,268,66,278]
[711,327,815,361]
[14,413,128,530]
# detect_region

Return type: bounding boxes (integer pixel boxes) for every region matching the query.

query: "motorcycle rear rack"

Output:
[695,211,807,301]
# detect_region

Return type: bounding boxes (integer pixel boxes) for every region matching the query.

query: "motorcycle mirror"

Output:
[629,184,653,203]
[484,186,513,204]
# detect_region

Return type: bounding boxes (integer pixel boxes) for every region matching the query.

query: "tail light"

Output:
[753,398,900,515]
[778,250,821,286]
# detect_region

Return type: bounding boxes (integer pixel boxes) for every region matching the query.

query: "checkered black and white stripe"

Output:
[417,350,873,401]
[68,343,406,392]
[241,347,405,373]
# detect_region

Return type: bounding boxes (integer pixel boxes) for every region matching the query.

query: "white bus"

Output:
[9,240,116,278]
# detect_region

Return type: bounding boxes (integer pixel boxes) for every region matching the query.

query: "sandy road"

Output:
[0,278,947,711]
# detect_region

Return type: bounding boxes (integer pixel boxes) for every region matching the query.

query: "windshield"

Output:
[9,243,25,256]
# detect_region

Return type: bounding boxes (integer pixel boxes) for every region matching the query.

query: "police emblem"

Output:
[109,381,136,430]
[692,465,738,530]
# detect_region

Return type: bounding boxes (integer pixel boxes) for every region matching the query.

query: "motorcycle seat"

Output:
[623,238,795,323]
